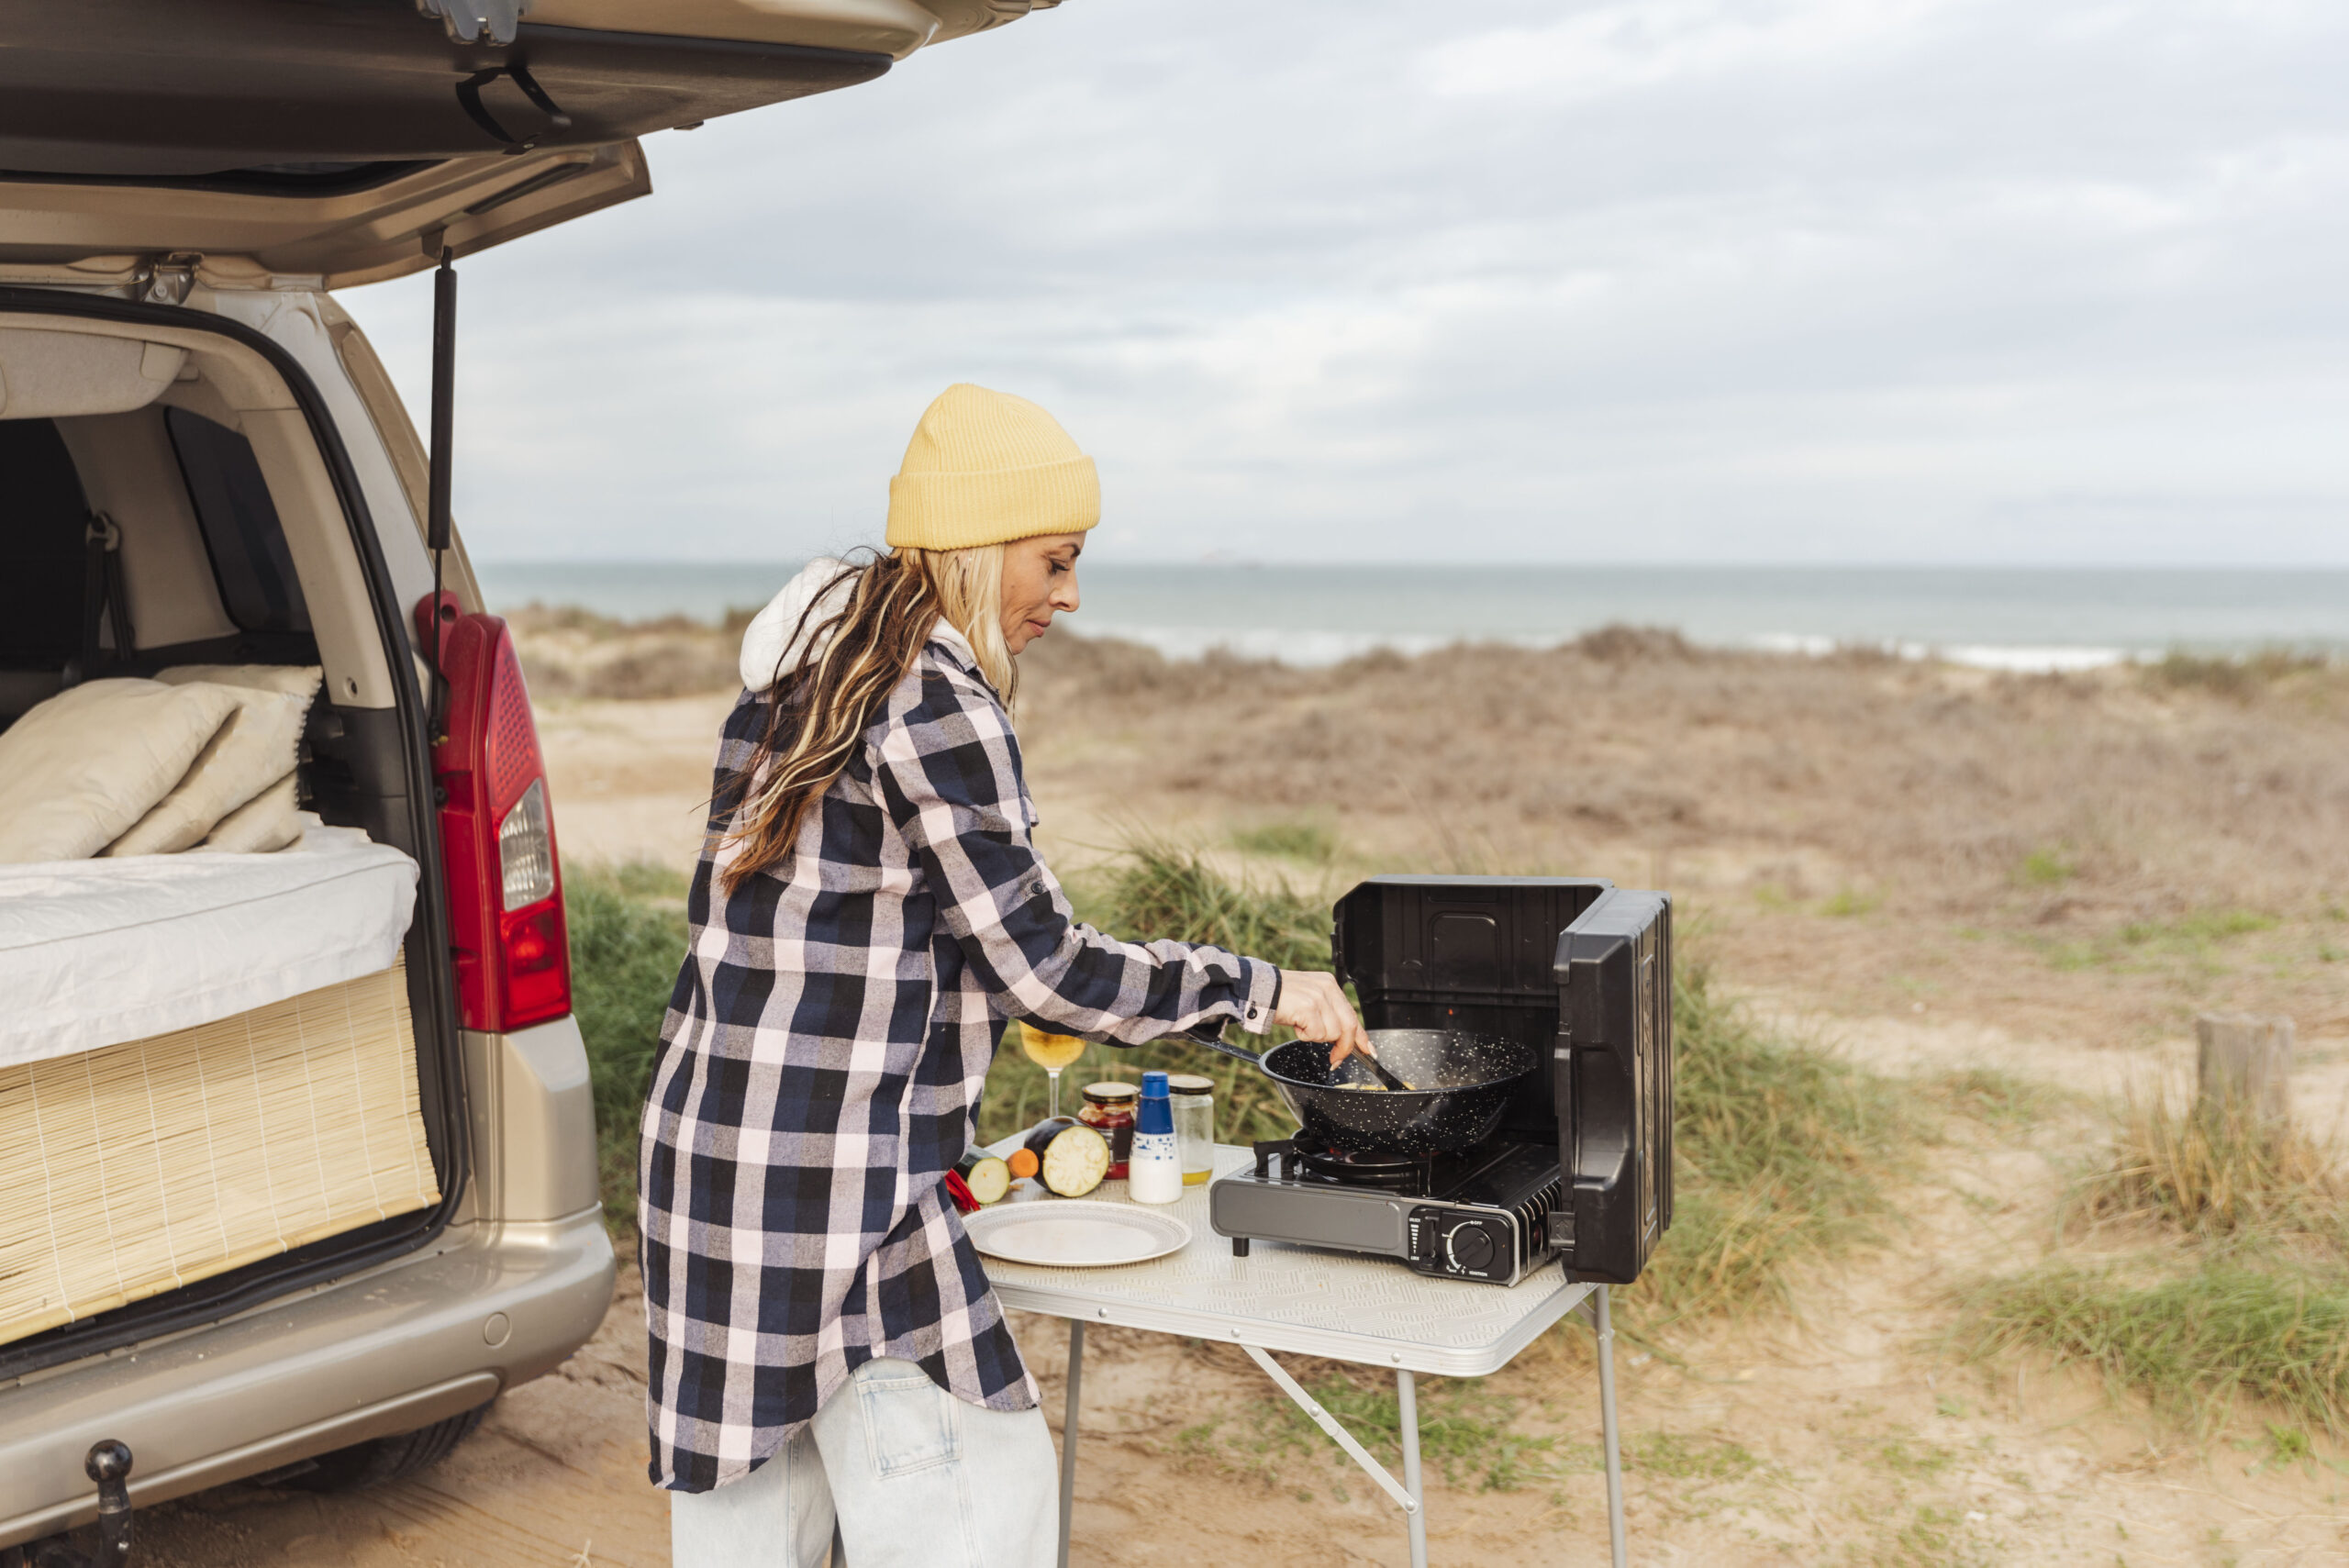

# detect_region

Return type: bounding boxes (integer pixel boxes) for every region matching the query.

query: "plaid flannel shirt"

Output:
[639,633,1279,1492]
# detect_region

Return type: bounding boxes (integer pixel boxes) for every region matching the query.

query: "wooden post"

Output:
[2196,1014,2294,1126]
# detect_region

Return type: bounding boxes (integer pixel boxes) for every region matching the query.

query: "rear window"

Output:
[0,417,91,667]
[165,407,311,636]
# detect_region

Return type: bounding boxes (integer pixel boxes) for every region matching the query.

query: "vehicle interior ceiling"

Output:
[0,319,461,1365]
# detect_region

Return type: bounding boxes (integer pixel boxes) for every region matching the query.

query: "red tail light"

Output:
[417,592,571,1032]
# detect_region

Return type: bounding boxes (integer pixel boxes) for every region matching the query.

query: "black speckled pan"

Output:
[1182,1027,1538,1156]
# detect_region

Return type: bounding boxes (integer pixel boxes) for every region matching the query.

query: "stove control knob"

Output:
[1443,1221,1497,1273]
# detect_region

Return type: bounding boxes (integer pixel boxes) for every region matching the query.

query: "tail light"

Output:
[416,592,571,1032]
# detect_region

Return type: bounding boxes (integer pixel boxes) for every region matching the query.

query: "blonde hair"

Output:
[718,545,1013,895]
[904,543,1017,700]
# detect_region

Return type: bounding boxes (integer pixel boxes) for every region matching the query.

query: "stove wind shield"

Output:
[1554,889,1675,1284]
[1330,876,1674,1286]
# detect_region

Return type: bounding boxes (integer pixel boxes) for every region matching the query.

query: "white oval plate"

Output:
[965,1201,1192,1269]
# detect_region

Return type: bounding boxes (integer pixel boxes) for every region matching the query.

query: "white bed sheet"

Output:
[0,818,419,1069]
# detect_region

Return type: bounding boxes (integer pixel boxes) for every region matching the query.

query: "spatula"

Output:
[1331,1049,1416,1093]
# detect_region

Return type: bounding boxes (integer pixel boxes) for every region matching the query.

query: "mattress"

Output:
[0,819,419,1070]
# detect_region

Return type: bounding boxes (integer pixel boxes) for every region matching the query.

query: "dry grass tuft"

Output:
[2076,1089,2346,1247]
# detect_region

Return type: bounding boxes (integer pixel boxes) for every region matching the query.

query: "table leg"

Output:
[1596,1284,1627,1568]
[1057,1318,1085,1568]
[1240,1345,1419,1516]
[1396,1369,1427,1568]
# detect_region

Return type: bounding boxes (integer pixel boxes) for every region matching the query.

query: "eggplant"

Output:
[1016,1117,1109,1198]
[953,1149,1011,1206]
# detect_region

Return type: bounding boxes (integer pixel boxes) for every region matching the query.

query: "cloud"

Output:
[342,0,2349,564]
[1426,0,1965,100]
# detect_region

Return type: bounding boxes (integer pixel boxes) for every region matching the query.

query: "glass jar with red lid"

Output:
[1077,1081,1138,1179]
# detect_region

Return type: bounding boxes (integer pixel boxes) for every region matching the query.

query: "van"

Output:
[0,2,1054,1555]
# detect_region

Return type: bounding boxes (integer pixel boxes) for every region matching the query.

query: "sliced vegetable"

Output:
[1036,1124,1110,1197]
[1014,1116,1110,1197]
[953,1150,1011,1206]
[1007,1147,1040,1180]
[1017,1116,1079,1162]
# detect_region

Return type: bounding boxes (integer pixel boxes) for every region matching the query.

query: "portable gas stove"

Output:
[1208,875,1675,1289]
[1211,1135,1566,1285]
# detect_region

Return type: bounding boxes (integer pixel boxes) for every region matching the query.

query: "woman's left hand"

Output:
[1275,971,1375,1069]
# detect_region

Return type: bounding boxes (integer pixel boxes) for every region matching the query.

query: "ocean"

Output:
[473,562,2349,673]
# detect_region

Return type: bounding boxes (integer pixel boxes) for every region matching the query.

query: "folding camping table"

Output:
[978,1144,1630,1568]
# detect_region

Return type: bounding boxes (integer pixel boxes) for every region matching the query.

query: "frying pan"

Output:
[1178,1025,1538,1156]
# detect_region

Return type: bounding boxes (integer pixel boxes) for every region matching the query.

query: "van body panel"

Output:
[241,292,448,629]
[0,148,651,290]
[478,1016,605,1223]
[0,1212,615,1548]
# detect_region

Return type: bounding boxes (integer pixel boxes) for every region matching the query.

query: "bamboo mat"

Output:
[0,953,440,1348]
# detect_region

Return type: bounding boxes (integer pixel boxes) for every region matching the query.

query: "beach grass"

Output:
[1231,817,1341,866]
[564,860,689,1228]
[1957,1259,2349,1438]
[1924,1067,2078,1132]
[1629,965,1915,1325]
[1954,1086,2349,1440]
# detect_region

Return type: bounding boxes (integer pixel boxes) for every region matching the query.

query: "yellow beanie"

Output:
[885,384,1100,550]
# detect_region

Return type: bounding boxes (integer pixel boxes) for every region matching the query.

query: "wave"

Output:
[1095,621,2145,673]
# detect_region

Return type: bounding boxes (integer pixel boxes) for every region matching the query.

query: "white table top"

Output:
[976,1143,1591,1378]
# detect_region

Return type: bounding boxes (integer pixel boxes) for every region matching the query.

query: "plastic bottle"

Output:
[1127,1071,1184,1204]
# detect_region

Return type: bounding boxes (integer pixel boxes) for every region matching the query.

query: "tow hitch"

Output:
[0,1442,135,1568]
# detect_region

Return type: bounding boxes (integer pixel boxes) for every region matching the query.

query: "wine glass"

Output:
[1018,1021,1087,1121]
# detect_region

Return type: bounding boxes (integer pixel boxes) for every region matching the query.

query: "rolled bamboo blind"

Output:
[0,954,440,1348]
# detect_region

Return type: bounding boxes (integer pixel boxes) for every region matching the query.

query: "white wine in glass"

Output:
[1018,1021,1087,1120]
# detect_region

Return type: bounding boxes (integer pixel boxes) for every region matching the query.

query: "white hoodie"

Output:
[736,558,978,694]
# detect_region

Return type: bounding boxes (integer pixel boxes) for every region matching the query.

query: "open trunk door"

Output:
[0,0,1049,286]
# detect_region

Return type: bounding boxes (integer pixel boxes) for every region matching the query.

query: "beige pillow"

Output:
[155,664,324,700]
[191,773,304,854]
[105,682,315,857]
[0,679,241,863]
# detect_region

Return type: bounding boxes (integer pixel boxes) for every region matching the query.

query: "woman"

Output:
[640,383,1369,1566]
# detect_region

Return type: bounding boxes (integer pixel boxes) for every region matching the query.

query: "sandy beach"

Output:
[136,625,2349,1566]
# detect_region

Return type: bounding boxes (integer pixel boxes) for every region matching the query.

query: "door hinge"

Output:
[139,253,200,306]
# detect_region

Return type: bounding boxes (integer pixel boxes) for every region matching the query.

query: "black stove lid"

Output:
[1332,875,1613,1006]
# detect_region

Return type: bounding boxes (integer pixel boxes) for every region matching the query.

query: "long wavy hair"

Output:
[716,546,1014,895]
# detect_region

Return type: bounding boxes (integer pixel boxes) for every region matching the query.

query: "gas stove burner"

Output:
[1252,1136,1441,1195]
[1291,1140,1434,1194]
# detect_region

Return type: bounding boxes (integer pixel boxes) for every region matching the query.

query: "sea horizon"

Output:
[473,561,2349,674]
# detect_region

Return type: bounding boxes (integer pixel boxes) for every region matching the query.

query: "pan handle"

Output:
[1173,1021,1265,1068]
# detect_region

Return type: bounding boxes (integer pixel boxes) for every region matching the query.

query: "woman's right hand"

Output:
[1275,971,1374,1069]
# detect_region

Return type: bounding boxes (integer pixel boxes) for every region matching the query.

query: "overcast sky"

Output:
[345,0,2349,566]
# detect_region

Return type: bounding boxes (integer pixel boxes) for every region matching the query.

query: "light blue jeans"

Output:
[669,1358,1059,1568]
